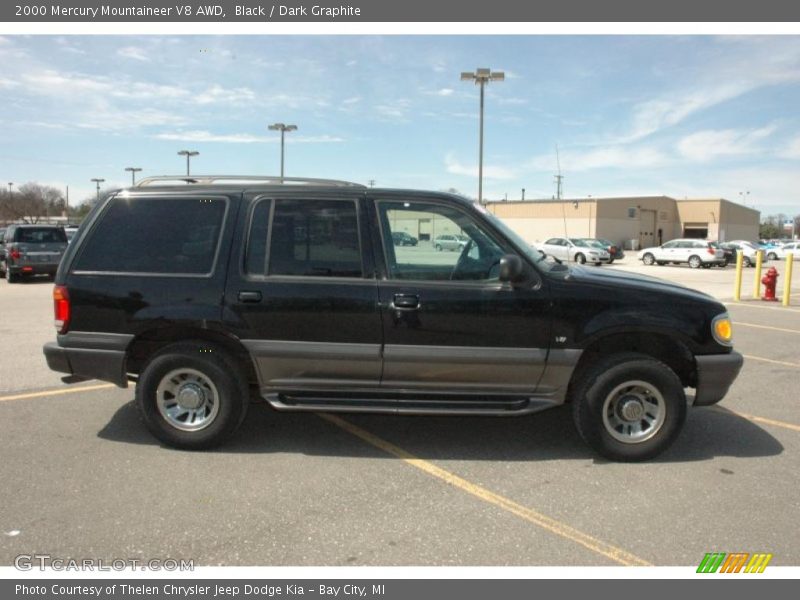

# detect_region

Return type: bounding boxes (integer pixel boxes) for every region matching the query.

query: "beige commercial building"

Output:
[486,196,760,249]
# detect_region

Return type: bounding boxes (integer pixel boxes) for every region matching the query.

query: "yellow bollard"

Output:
[753,250,764,299]
[733,250,743,301]
[783,253,794,307]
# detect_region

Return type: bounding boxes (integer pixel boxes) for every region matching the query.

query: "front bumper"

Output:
[693,351,744,406]
[44,341,128,387]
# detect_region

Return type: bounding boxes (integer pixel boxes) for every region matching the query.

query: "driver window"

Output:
[378,200,505,281]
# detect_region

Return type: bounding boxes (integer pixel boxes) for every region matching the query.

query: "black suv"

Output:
[43,176,743,461]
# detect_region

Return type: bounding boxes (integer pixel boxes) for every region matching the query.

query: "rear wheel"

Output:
[7,267,18,283]
[136,342,248,450]
[688,255,702,269]
[571,353,686,461]
[642,253,655,266]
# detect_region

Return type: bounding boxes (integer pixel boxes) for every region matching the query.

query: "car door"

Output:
[657,240,679,261]
[223,192,383,392]
[370,194,552,394]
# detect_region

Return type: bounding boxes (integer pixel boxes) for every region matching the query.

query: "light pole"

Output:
[739,190,750,207]
[177,150,199,176]
[268,123,297,181]
[460,68,504,204]
[125,167,142,186]
[90,178,105,204]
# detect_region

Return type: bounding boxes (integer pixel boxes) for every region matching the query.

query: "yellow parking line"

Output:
[743,354,800,369]
[737,322,800,334]
[712,407,800,433]
[0,383,116,403]
[319,413,651,567]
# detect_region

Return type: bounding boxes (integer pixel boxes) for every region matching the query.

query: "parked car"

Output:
[0,224,68,282]
[594,238,625,262]
[766,241,800,261]
[433,233,467,252]
[391,231,418,246]
[638,239,725,269]
[0,227,6,263]
[535,237,611,265]
[43,175,743,461]
[724,240,762,267]
[709,242,734,267]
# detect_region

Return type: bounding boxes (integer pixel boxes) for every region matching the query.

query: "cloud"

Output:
[778,135,800,160]
[526,145,670,172]
[432,88,454,97]
[193,84,256,105]
[117,46,150,62]
[375,99,412,120]
[676,125,777,162]
[154,130,344,144]
[445,153,517,180]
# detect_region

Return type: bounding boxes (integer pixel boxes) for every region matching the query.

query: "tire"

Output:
[701,264,711,269]
[575,253,586,264]
[7,269,18,283]
[136,342,249,450]
[642,253,655,266]
[767,252,777,261]
[0,261,5,279]
[688,255,702,269]
[435,244,442,252]
[607,259,614,265]
[571,352,687,462]
[657,261,667,266]
[743,256,753,268]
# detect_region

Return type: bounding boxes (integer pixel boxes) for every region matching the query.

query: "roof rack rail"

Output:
[134,175,366,188]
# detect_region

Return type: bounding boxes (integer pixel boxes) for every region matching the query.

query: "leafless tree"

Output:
[0,182,65,223]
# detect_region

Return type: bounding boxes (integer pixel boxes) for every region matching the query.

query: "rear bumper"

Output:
[9,262,59,275]
[693,351,744,406]
[43,333,132,387]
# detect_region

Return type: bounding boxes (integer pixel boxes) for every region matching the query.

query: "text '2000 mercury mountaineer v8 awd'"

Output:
[43,176,743,461]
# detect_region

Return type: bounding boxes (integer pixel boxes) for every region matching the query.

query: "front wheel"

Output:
[743,256,753,268]
[642,253,655,266]
[575,253,586,264]
[767,252,777,261]
[435,244,442,252]
[136,342,249,450]
[571,353,686,462]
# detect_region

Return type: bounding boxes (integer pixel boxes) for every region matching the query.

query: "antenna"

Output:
[556,145,568,236]
[554,145,564,200]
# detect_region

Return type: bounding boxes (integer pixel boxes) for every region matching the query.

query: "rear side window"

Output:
[74,196,227,275]
[261,199,362,278]
[16,228,67,243]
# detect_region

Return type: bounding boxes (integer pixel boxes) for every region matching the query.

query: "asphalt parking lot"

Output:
[1,260,798,567]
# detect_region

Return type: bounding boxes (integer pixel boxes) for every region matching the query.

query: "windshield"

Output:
[472,203,564,271]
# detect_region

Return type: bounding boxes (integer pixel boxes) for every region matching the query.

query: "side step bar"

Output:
[263,393,557,416]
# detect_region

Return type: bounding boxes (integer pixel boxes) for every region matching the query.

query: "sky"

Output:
[1,34,799,216]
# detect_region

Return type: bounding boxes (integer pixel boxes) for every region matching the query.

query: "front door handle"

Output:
[391,294,420,311]
[238,290,263,303]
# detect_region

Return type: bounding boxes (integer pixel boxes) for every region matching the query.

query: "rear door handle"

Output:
[391,293,420,311]
[238,290,263,303]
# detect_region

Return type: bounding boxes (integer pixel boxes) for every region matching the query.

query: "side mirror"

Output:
[499,254,524,283]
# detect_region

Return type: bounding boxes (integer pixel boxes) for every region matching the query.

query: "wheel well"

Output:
[570,332,695,396]
[125,327,258,385]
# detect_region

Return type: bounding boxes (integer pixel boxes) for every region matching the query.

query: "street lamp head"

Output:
[460,72,475,81]
[285,124,298,132]
[124,167,142,172]
[268,123,284,131]
[490,71,505,81]
[177,150,199,157]
[90,178,105,184]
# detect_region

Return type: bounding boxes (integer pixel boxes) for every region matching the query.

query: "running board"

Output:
[263,392,556,416]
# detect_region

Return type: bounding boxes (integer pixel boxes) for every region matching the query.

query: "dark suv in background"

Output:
[1,224,68,282]
[44,176,743,461]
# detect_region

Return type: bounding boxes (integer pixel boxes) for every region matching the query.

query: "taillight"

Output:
[610,246,617,254]
[708,247,715,255]
[10,248,20,260]
[53,285,71,334]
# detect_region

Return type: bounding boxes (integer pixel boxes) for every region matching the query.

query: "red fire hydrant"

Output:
[762,267,779,301]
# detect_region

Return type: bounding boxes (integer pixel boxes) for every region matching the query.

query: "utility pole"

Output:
[555,145,564,200]
[177,150,199,176]
[268,123,298,181]
[90,178,105,204]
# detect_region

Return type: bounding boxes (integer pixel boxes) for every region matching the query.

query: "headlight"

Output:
[712,313,733,346]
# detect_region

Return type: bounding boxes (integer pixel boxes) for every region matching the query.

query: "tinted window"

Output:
[662,241,679,248]
[74,196,226,274]
[267,199,362,278]
[16,228,67,244]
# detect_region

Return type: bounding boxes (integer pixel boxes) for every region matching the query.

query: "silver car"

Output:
[0,224,68,283]
[434,234,467,252]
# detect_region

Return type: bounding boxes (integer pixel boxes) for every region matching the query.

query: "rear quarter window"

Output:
[73,196,227,275]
